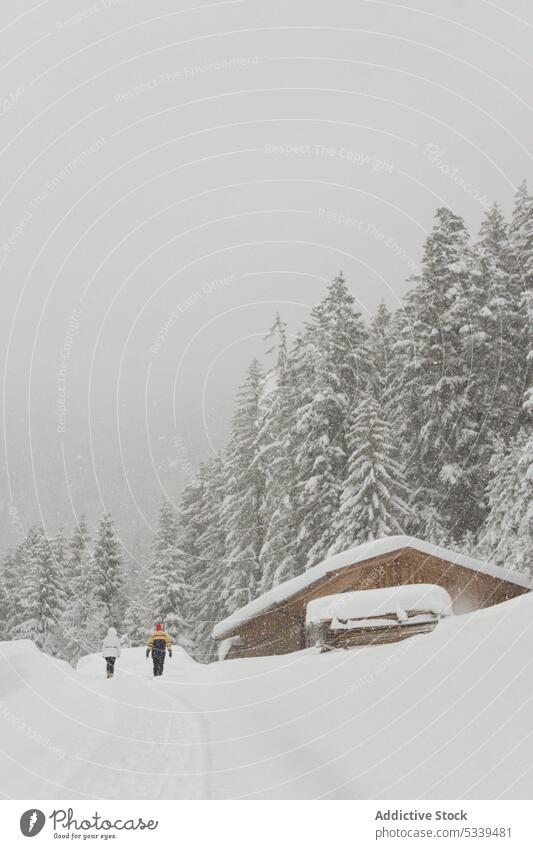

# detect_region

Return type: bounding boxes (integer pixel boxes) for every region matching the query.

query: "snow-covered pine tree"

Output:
[177,471,205,636]
[477,188,532,571]
[59,517,102,664]
[510,184,533,572]
[328,395,413,551]
[412,504,450,547]
[122,599,149,647]
[187,457,227,661]
[512,430,533,574]
[51,529,68,581]
[293,273,370,568]
[177,473,204,561]
[146,499,191,646]
[507,180,533,422]
[92,512,125,631]
[150,499,179,555]
[68,516,91,581]
[174,471,204,656]
[1,542,24,638]
[369,300,394,406]
[444,203,516,531]
[221,359,266,613]
[15,526,66,654]
[257,314,301,592]
[0,549,16,640]
[499,318,533,574]
[464,201,521,448]
[393,208,479,540]
[480,433,529,570]
[390,295,463,548]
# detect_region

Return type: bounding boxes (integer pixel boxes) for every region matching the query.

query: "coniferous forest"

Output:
[1,183,531,664]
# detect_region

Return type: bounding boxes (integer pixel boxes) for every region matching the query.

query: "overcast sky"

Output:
[0,0,531,559]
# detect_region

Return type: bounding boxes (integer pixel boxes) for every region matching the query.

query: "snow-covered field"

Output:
[1,592,533,800]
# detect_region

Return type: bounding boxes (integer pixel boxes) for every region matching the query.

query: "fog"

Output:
[1,0,531,559]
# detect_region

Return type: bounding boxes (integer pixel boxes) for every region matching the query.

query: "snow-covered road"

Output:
[75,650,210,799]
[2,591,533,799]
[0,643,209,799]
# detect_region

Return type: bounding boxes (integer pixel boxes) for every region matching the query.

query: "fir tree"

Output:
[480,432,530,571]
[51,530,68,581]
[412,504,449,546]
[459,198,530,495]
[394,208,479,539]
[293,273,370,567]
[68,517,91,581]
[448,203,514,528]
[369,300,394,406]
[468,203,512,425]
[508,180,533,421]
[221,360,266,612]
[1,544,23,638]
[513,431,533,574]
[257,314,300,591]
[187,458,227,661]
[92,512,125,630]
[15,526,66,654]
[0,550,15,640]
[329,396,412,550]
[146,499,190,644]
[473,186,532,562]
[59,518,100,664]
[123,599,150,647]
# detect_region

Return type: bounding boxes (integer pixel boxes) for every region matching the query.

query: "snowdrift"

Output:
[1,592,532,799]
[306,583,453,624]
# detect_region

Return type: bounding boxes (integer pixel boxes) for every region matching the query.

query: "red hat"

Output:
[155,623,162,631]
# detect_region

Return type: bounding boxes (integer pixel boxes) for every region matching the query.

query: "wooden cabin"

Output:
[213,536,531,660]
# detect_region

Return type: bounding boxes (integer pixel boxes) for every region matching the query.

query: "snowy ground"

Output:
[1,592,533,799]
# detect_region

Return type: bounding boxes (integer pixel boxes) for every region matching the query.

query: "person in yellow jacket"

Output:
[146,623,172,677]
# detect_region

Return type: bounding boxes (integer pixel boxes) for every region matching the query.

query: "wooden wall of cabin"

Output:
[395,549,528,613]
[225,606,306,658]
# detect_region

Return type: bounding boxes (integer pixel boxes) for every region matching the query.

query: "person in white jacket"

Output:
[102,627,121,678]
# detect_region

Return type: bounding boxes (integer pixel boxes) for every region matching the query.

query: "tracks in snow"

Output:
[74,658,210,799]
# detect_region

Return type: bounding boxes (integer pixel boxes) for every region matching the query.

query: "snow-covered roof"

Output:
[306,584,453,625]
[212,535,533,639]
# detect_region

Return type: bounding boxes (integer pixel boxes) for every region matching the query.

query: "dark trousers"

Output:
[105,657,116,675]
[152,652,165,677]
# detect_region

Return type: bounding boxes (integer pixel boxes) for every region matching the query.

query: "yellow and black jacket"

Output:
[146,630,172,657]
